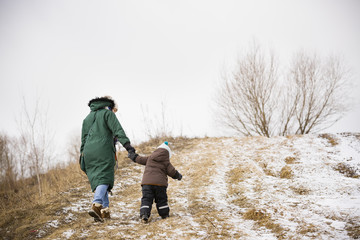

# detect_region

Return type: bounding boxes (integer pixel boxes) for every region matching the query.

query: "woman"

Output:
[80,96,136,222]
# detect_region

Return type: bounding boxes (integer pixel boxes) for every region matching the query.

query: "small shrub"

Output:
[346,220,360,239]
[319,133,338,146]
[260,162,276,177]
[244,208,268,221]
[285,156,296,164]
[243,208,284,237]
[291,186,310,195]
[280,165,293,179]
[333,163,359,178]
[298,223,319,235]
[355,133,360,141]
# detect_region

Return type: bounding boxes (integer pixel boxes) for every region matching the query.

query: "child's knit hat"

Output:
[158,141,171,158]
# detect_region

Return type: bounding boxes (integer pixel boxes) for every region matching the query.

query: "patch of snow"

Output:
[62,229,75,239]
[46,219,59,228]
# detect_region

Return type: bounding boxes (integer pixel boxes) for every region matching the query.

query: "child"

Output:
[128,141,182,222]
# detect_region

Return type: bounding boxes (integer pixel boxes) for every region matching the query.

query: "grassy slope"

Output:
[1,134,359,239]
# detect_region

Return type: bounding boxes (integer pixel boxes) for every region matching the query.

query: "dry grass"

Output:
[0,162,88,239]
[286,135,302,140]
[280,165,293,179]
[298,223,319,236]
[227,166,253,208]
[243,208,285,238]
[333,162,359,178]
[291,186,311,195]
[177,138,247,239]
[319,133,339,146]
[228,165,247,183]
[0,162,86,209]
[186,153,214,213]
[136,136,194,155]
[346,219,360,239]
[285,156,297,164]
[262,163,277,177]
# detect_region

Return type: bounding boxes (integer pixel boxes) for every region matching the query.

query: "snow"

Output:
[225,133,360,239]
[42,133,360,239]
[62,229,75,239]
[46,220,59,228]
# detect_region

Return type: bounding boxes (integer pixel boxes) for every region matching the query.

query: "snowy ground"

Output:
[42,133,360,239]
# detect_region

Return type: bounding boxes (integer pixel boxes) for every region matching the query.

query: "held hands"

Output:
[124,142,137,162]
[128,152,138,162]
[123,142,136,154]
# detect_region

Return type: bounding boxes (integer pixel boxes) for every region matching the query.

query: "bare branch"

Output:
[214,45,350,137]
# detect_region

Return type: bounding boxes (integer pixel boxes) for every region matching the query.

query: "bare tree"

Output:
[0,134,17,191]
[17,96,55,196]
[67,132,80,163]
[141,101,173,139]
[215,43,279,137]
[215,45,350,137]
[289,52,349,134]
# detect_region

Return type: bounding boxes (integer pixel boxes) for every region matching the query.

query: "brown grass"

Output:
[346,219,360,239]
[136,136,194,155]
[285,156,297,164]
[0,162,88,239]
[243,208,285,238]
[263,165,277,177]
[228,165,247,183]
[319,133,338,146]
[291,186,311,195]
[333,163,359,178]
[227,166,253,208]
[298,223,319,236]
[286,135,302,140]
[280,165,293,179]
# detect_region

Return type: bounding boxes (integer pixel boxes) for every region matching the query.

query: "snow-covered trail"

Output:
[40,133,360,239]
[196,138,278,239]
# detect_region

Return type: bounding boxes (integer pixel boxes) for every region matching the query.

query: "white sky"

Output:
[0,0,360,160]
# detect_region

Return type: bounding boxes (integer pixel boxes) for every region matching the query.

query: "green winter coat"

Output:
[80,99,130,192]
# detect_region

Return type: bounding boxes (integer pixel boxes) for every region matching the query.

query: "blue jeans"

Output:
[93,184,109,208]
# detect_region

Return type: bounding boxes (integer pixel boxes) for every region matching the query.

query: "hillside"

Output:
[2,133,360,239]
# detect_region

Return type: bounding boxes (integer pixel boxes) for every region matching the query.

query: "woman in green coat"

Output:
[80,96,136,222]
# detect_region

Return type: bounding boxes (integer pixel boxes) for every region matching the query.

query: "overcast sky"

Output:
[0,0,359,162]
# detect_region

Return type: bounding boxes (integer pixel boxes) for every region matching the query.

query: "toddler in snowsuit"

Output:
[128,141,182,222]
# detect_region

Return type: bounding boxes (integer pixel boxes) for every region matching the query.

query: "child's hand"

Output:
[177,172,183,181]
[173,170,182,180]
[128,152,138,162]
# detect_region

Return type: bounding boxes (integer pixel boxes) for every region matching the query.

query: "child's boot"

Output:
[161,214,169,219]
[140,214,150,223]
[88,203,104,222]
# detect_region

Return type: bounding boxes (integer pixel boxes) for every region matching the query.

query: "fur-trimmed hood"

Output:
[88,97,115,111]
